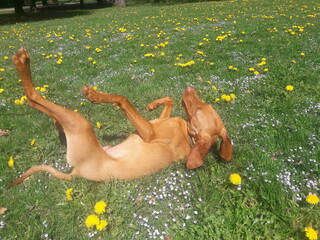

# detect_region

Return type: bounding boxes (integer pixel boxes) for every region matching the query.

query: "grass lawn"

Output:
[0,0,319,239]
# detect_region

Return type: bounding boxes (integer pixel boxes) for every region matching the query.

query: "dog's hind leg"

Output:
[13,48,97,136]
[12,48,107,170]
[83,86,156,143]
[13,48,55,117]
[146,97,174,119]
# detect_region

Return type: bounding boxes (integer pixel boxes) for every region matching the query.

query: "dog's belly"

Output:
[103,134,143,159]
[101,134,185,179]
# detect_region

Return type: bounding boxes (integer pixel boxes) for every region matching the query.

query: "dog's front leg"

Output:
[83,86,155,142]
[146,97,174,119]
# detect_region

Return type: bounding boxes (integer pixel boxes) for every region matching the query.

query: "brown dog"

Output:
[8,48,232,188]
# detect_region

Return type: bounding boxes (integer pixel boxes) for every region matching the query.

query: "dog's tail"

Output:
[7,165,73,189]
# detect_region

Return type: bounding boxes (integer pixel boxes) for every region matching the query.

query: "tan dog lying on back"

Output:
[8,48,232,188]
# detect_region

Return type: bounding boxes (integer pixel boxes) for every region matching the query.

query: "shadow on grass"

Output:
[126,0,226,7]
[0,2,113,26]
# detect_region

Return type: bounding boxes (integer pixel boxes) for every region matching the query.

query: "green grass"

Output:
[0,0,319,239]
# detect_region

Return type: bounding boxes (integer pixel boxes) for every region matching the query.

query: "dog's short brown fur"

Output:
[8,48,232,188]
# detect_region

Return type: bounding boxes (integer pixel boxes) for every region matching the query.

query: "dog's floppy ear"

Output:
[219,130,232,161]
[186,136,212,169]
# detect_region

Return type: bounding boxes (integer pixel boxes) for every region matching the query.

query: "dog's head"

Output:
[182,86,232,169]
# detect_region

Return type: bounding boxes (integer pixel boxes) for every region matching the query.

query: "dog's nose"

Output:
[185,86,195,93]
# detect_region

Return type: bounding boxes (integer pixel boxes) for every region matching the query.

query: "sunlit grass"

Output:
[0,0,319,239]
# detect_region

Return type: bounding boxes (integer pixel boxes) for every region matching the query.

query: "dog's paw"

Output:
[82,85,90,97]
[82,86,102,103]
[146,101,160,111]
[13,48,30,64]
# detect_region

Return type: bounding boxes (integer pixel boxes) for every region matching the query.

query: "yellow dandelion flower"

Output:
[306,194,319,205]
[66,188,73,201]
[39,87,46,92]
[177,60,195,67]
[144,53,155,57]
[151,69,156,72]
[8,156,14,167]
[224,96,231,101]
[0,89,4,93]
[96,219,108,231]
[229,173,241,185]
[56,59,63,64]
[93,86,98,90]
[221,94,231,102]
[230,93,236,100]
[285,85,294,91]
[249,67,255,72]
[31,139,36,145]
[305,227,318,240]
[94,201,107,214]
[215,98,221,102]
[66,188,73,194]
[85,214,100,228]
[300,52,305,56]
[14,99,23,105]
[96,122,101,129]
